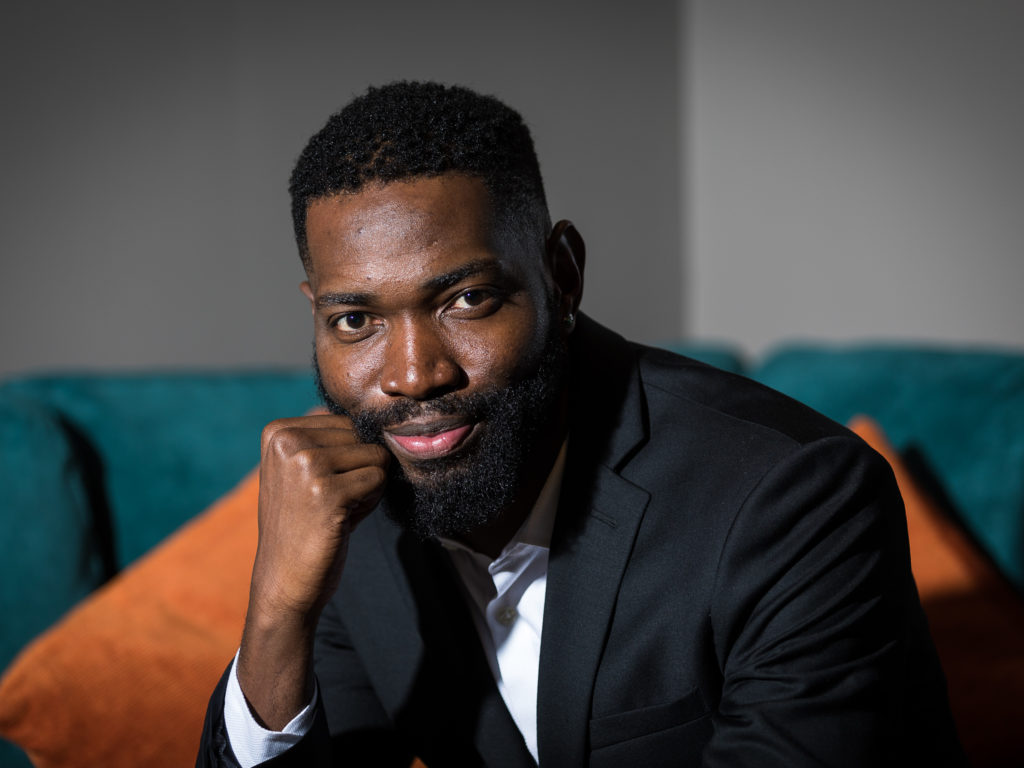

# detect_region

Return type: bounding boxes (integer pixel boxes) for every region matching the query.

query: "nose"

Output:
[380,317,465,400]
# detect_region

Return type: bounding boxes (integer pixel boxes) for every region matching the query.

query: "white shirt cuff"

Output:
[223,650,317,767]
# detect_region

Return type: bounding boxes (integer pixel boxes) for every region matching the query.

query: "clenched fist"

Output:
[237,413,390,729]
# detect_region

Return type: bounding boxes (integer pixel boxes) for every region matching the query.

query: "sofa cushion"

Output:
[2,371,315,567]
[0,389,109,672]
[0,390,111,767]
[0,469,258,768]
[756,345,1024,591]
[850,417,1024,766]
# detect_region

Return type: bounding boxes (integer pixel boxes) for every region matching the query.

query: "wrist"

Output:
[237,610,318,730]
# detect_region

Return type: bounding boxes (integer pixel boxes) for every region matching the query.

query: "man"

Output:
[198,82,961,766]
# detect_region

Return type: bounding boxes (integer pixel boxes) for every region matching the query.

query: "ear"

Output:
[546,220,586,325]
[300,281,315,315]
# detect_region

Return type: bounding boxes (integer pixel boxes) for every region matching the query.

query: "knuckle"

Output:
[266,426,304,459]
[291,446,319,474]
[307,478,327,502]
[260,419,286,450]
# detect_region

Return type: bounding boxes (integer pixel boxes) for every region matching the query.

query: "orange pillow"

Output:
[0,470,259,768]
[849,416,1024,767]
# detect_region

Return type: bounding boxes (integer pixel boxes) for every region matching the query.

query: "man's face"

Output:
[303,174,569,540]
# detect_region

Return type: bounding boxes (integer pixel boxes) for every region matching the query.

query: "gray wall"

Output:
[687,0,1024,355]
[6,2,1023,378]
[0,1,682,377]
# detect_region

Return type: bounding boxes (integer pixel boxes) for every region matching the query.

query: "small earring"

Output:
[564,311,576,330]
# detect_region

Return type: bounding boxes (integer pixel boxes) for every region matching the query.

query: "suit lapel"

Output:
[348,513,535,767]
[537,464,650,766]
[536,316,652,766]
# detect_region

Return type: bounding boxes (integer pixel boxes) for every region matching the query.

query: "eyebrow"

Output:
[315,291,373,310]
[314,258,502,310]
[422,259,499,292]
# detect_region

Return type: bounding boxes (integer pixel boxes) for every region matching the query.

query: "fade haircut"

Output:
[289,81,552,272]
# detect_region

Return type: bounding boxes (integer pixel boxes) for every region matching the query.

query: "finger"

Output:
[304,442,391,474]
[261,422,365,465]
[261,414,358,454]
[317,464,389,516]
[287,412,355,430]
[263,436,389,478]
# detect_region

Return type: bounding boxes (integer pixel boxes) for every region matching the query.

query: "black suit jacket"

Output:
[198,315,962,767]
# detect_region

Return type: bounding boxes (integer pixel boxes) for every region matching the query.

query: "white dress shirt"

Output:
[224,443,566,766]
[439,441,565,761]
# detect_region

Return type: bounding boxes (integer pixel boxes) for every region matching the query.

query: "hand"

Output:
[249,412,390,621]
[238,413,390,729]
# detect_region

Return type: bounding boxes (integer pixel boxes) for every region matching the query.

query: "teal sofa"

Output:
[1,341,1023,766]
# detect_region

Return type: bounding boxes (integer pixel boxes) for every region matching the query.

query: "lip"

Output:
[383,418,477,460]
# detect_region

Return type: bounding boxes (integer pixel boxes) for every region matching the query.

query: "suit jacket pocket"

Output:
[589,687,709,750]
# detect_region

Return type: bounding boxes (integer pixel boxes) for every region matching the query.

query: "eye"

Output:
[450,289,492,310]
[334,312,369,332]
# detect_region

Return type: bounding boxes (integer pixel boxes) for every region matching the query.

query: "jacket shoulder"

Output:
[633,343,854,448]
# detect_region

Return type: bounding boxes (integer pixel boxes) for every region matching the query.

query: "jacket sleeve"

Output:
[195,596,413,767]
[308,590,416,766]
[703,435,964,766]
[194,662,334,768]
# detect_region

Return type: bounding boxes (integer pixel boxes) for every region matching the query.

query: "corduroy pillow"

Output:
[0,470,258,768]
[849,416,1024,767]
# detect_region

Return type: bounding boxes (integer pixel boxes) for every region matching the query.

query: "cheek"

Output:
[449,308,553,385]
[315,336,379,409]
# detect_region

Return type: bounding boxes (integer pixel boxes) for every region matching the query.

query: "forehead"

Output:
[304,175,503,283]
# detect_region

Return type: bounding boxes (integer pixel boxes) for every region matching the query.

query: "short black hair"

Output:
[288,81,551,271]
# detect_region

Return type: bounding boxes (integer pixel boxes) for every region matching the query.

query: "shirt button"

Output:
[497,606,518,626]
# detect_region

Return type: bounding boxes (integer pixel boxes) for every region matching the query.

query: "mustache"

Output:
[347,390,500,445]
[313,350,504,447]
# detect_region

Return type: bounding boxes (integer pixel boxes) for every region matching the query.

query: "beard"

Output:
[313,324,567,541]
